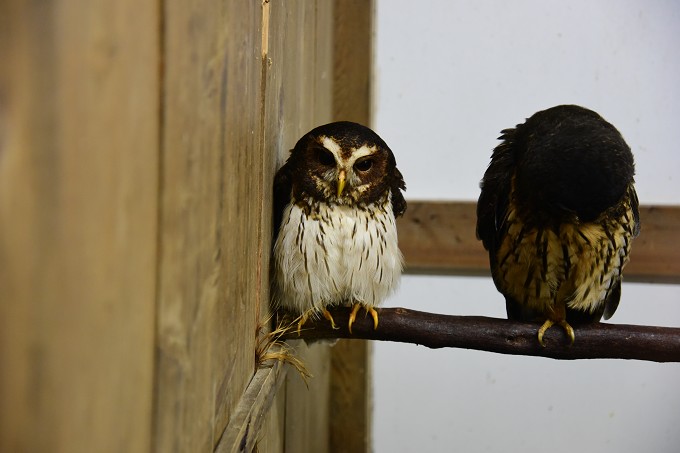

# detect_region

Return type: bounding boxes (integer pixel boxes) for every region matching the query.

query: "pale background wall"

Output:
[372,1,680,452]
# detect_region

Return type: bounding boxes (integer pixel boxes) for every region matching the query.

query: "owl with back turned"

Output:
[272,121,406,333]
[476,105,640,346]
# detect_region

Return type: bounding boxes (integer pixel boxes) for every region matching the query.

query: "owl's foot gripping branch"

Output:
[279,306,680,363]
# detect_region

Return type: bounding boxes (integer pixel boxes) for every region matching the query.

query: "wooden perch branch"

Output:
[281,307,680,363]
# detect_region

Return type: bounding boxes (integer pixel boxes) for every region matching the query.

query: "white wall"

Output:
[373,1,680,452]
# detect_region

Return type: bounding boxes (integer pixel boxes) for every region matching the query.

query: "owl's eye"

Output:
[317,149,335,166]
[354,158,373,172]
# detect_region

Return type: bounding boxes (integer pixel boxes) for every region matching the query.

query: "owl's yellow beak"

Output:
[337,169,346,197]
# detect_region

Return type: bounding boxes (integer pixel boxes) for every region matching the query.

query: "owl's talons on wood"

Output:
[322,309,339,330]
[537,319,575,347]
[295,309,339,335]
[296,311,311,336]
[348,303,379,334]
[369,307,379,330]
[561,321,576,345]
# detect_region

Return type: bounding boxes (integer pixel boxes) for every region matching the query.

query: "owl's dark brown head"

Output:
[282,121,406,214]
[491,105,635,226]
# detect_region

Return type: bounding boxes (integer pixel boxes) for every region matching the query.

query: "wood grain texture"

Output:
[0,1,158,452]
[257,376,286,453]
[399,201,680,282]
[628,205,680,282]
[154,2,264,452]
[333,0,372,124]
[263,2,335,452]
[330,1,375,452]
[215,362,286,453]
[283,342,332,453]
[156,1,337,452]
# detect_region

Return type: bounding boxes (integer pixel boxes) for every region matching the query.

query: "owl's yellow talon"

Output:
[348,303,379,334]
[296,311,311,336]
[369,307,379,330]
[560,320,576,345]
[537,319,553,347]
[348,304,361,334]
[537,319,575,346]
[322,308,339,330]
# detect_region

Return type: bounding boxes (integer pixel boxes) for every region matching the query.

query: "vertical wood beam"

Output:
[330,1,375,452]
[262,1,335,452]
[0,1,159,452]
[154,1,265,452]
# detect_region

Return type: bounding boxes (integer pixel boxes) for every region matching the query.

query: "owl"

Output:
[476,105,640,346]
[272,121,406,334]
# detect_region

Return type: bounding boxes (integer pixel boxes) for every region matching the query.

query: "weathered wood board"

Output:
[0,1,159,452]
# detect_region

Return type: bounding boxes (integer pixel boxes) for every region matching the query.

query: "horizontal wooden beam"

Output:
[282,307,680,363]
[398,201,680,283]
[398,201,487,276]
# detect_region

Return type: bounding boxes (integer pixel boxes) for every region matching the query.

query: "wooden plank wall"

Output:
[153,1,265,451]
[155,1,343,452]
[0,1,159,452]
[1,1,362,452]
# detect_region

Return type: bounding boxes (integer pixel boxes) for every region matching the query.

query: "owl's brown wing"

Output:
[390,167,407,217]
[601,185,640,320]
[273,160,293,241]
[476,129,516,272]
[476,129,523,319]
[629,184,641,238]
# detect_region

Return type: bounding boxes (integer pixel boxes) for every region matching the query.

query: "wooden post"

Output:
[0,1,159,452]
[153,1,266,451]
[263,2,335,453]
[330,1,375,452]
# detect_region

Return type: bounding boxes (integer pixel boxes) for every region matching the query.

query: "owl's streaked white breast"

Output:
[496,187,637,316]
[273,194,403,316]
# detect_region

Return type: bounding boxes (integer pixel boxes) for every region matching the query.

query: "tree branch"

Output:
[280,307,680,363]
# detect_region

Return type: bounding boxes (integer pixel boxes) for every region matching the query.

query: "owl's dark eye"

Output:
[317,149,335,166]
[354,158,373,172]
